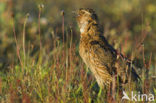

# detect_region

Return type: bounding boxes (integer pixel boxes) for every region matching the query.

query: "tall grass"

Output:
[0,0,156,103]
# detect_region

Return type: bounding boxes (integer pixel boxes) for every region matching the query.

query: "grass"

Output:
[0,0,156,103]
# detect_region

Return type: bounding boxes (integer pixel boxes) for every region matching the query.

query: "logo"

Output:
[121,91,155,102]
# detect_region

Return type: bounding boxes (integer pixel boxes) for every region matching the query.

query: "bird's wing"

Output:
[88,40,116,86]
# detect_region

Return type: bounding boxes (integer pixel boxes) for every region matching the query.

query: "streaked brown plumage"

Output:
[76,8,140,88]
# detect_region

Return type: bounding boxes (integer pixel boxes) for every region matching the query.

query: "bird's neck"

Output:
[80,20,101,38]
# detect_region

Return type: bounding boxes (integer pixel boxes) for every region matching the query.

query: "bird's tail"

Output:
[118,53,141,83]
[126,61,141,82]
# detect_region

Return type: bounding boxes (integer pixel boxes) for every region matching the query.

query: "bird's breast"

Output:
[79,39,90,66]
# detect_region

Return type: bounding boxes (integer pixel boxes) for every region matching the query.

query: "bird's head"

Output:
[76,8,98,34]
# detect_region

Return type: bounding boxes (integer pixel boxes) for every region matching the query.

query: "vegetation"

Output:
[0,0,156,102]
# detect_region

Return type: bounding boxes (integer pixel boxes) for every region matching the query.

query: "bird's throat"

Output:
[80,21,88,34]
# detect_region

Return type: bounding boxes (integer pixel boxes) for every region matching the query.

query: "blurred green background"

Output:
[0,0,156,69]
[0,0,156,102]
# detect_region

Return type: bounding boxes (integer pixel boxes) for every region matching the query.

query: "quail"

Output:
[76,8,140,88]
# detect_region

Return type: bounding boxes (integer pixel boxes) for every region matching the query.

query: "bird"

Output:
[76,8,140,88]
